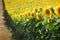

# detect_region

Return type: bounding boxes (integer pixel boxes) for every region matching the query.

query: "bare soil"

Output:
[0,0,11,40]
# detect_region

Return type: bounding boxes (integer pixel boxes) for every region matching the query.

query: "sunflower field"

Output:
[4,0,60,40]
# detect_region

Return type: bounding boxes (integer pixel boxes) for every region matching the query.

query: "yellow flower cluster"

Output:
[10,9,43,20]
[44,6,60,18]
[4,0,60,19]
[7,6,60,21]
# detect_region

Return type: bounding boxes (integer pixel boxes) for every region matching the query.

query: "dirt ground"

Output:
[0,0,11,40]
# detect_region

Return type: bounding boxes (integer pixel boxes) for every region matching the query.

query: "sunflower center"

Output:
[38,14,41,19]
[28,13,30,16]
[58,7,60,14]
[31,13,34,18]
[45,9,50,15]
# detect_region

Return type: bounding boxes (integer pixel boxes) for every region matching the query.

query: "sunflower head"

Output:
[22,14,25,18]
[36,13,42,20]
[22,13,27,18]
[25,13,27,17]
[39,7,43,11]
[35,9,38,12]
[20,13,23,18]
[43,8,51,18]
[55,6,60,17]
[27,12,30,16]
[30,13,34,18]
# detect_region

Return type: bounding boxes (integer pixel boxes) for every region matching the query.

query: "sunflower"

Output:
[43,8,51,18]
[36,13,42,20]
[23,13,28,18]
[30,13,34,18]
[24,13,27,17]
[38,7,43,12]
[55,6,60,17]
[27,12,30,16]
[22,14,25,18]
[20,13,23,18]
[35,9,38,12]
[23,13,27,18]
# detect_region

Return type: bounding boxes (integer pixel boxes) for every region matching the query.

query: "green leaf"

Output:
[38,29,42,34]
[46,24,54,30]
[35,22,42,27]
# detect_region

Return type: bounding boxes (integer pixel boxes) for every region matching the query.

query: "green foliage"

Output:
[10,15,60,40]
